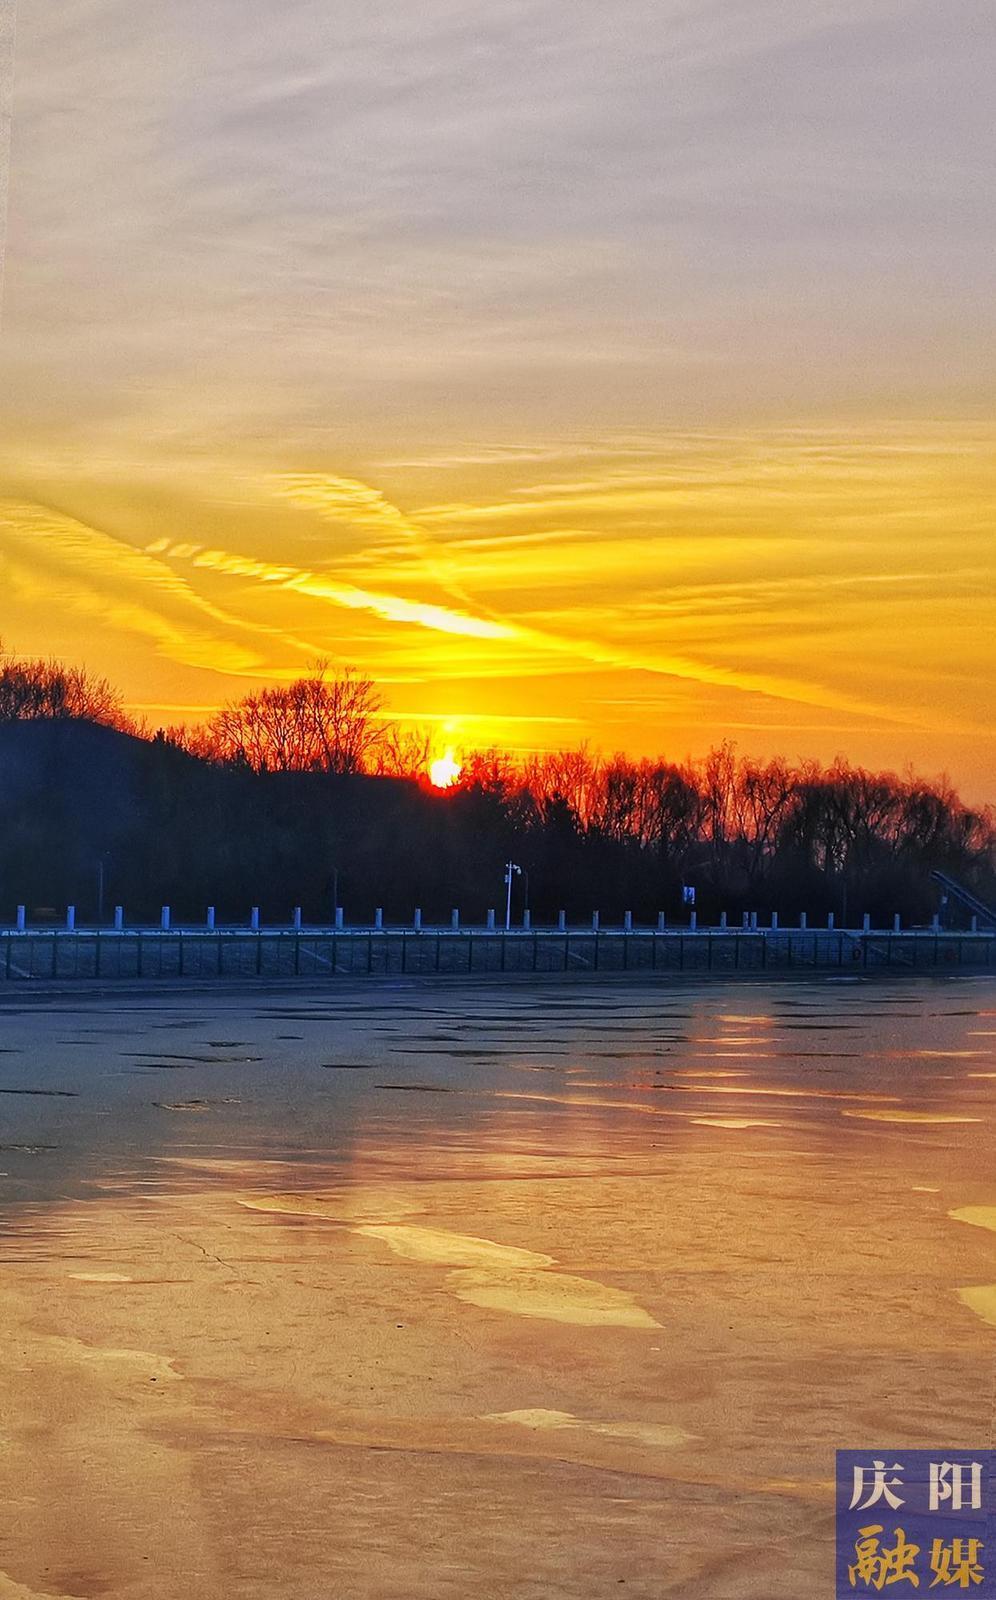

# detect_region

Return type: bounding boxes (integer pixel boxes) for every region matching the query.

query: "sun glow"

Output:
[429,750,462,789]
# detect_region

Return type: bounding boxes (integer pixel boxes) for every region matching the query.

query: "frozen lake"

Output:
[1,974,994,1598]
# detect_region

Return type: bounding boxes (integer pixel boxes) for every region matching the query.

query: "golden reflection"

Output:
[956,1287,996,1328]
[842,1111,981,1125]
[240,1193,660,1328]
[451,1268,660,1328]
[355,1224,552,1271]
[484,1410,693,1448]
[690,1116,783,1129]
[0,979,993,1597]
[949,1206,996,1233]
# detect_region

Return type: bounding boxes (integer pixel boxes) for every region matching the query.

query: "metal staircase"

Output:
[930,871,996,929]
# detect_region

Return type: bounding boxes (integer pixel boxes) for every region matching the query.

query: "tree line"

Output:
[0,647,992,925]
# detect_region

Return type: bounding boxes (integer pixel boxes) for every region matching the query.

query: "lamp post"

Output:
[504,861,521,932]
[96,854,111,924]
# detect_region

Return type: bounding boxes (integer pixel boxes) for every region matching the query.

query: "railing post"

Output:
[799,912,807,930]
[114,905,124,931]
[624,911,632,931]
[66,905,76,931]
[558,910,566,931]
[335,906,344,931]
[292,906,302,930]
[414,908,422,932]
[375,907,384,930]
[250,906,260,931]
[486,909,496,931]
[206,906,216,930]
[161,905,171,932]
[451,908,460,931]
[719,911,727,929]
[16,905,25,932]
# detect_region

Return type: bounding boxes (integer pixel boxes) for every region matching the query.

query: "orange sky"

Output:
[0,4,993,797]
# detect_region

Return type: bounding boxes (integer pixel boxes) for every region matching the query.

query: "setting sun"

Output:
[429,750,462,789]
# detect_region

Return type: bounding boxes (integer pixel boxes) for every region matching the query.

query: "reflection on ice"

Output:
[484,1409,693,1448]
[0,975,993,1599]
[842,1110,981,1124]
[957,1286,996,1327]
[949,1206,996,1233]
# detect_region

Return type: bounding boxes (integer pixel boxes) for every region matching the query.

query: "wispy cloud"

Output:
[147,523,948,730]
[0,500,300,673]
[148,538,519,642]
[0,2,992,788]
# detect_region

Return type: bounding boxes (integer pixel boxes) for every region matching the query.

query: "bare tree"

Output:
[374,724,432,781]
[0,643,127,728]
[202,665,385,774]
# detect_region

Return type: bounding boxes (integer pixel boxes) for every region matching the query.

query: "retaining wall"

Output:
[0,927,992,982]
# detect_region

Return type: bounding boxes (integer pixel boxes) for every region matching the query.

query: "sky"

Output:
[0,0,993,795]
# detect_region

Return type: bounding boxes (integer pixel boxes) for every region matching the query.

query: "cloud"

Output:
[1,0,992,445]
[0,1,992,786]
[149,538,520,642]
[148,525,935,729]
[0,500,293,673]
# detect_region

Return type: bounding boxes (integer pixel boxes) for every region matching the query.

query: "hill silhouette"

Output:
[0,649,991,927]
[0,716,993,929]
[0,719,513,925]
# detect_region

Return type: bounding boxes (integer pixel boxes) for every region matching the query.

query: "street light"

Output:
[504,861,521,931]
[96,856,107,924]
